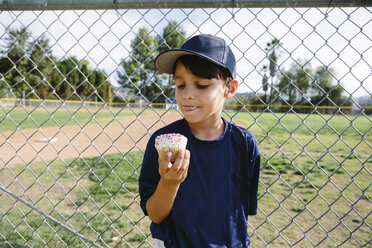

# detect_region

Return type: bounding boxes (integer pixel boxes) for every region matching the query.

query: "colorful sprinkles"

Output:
[155,133,188,149]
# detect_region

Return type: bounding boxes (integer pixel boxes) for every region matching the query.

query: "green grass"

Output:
[0,106,134,131]
[1,109,371,247]
[227,111,372,247]
[0,151,150,248]
[226,110,370,139]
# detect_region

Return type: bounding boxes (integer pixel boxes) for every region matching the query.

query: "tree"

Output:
[310,66,350,113]
[277,62,311,105]
[355,96,372,115]
[51,57,110,101]
[0,28,58,99]
[157,21,186,54]
[26,36,56,99]
[0,27,111,101]
[261,65,269,102]
[117,27,159,102]
[262,38,281,103]
[276,62,350,113]
[117,22,186,102]
[156,21,187,98]
[0,28,31,97]
[52,56,80,99]
[89,69,111,101]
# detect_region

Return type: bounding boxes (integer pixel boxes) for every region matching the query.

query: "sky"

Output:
[0,7,371,98]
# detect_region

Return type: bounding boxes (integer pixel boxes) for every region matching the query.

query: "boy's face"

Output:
[173,61,232,126]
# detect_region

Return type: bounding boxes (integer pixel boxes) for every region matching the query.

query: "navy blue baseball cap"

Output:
[155,34,236,78]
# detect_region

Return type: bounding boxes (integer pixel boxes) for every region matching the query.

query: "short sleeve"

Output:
[138,134,160,216]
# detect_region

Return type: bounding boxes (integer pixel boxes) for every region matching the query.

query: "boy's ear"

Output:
[224,79,238,98]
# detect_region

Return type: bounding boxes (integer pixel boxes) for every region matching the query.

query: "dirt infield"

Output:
[0,110,184,166]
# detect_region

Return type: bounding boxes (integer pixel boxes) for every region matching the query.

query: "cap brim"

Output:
[155,49,214,75]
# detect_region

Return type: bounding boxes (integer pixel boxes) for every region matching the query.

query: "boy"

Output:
[139,34,260,248]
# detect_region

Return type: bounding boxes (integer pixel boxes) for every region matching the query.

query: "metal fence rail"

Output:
[2,0,372,10]
[0,1,371,247]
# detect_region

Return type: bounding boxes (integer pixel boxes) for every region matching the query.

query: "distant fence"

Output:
[0,1,371,248]
[1,98,371,111]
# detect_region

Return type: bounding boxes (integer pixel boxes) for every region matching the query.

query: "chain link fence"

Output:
[0,1,371,247]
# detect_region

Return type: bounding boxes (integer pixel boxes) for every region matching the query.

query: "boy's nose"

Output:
[182,85,195,99]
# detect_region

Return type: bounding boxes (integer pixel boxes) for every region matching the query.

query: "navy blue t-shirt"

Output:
[139,118,260,248]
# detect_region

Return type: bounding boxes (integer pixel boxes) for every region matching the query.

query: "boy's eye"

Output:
[174,82,208,89]
[196,84,208,89]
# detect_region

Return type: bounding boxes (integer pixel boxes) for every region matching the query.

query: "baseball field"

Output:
[0,106,370,247]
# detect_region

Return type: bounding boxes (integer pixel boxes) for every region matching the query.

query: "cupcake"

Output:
[155,133,188,162]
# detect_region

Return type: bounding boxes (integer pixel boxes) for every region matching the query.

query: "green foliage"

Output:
[25,36,56,99]
[259,38,350,113]
[275,62,351,113]
[0,27,111,101]
[0,28,32,97]
[156,21,187,98]
[157,21,186,54]
[277,62,312,105]
[261,38,282,103]
[118,27,160,102]
[226,92,265,112]
[117,21,186,102]
[309,66,352,113]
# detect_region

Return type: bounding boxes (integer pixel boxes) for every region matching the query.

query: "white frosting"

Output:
[155,133,188,149]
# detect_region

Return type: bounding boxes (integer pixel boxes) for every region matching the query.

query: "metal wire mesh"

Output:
[0,4,371,248]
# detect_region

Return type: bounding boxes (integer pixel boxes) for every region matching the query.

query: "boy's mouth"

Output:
[182,105,198,111]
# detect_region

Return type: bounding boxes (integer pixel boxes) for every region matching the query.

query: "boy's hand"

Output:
[158,149,190,185]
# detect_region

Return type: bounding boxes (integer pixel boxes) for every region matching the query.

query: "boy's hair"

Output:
[173,55,233,84]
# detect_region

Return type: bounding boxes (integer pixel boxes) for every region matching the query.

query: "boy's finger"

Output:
[158,152,172,172]
[183,149,190,169]
[179,149,190,176]
[174,149,189,177]
[169,149,183,172]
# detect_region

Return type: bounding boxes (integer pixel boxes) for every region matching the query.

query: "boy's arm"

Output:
[145,149,190,224]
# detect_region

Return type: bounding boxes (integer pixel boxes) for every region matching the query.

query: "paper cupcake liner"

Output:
[157,145,186,162]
